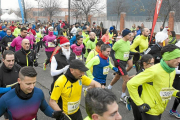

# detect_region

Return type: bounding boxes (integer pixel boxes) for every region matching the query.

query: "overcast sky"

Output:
[1,0,68,10]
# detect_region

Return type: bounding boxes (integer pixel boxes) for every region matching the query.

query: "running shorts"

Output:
[116,59,128,76]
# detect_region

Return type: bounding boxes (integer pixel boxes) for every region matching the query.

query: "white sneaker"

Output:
[120,96,128,104]
[37,53,40,56]
[36,56,38,59]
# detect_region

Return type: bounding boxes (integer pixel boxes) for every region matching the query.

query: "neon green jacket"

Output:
[130,35,148,53]
[82,31,89,45]
[168,36,177,45]
[35,32,42,43]
[13,28,21,37]
[84,116,91,120]
[86,49,98,64]
[83,36,98,46]
[109,32,113,44]
[127,63,179,116]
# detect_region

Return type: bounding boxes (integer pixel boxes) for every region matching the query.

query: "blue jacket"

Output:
[136,29,141,36]
[53,31,58,36]
[70,35,77,46]
[0,87,54,120]
[32,24,36,30]
[0,30,7,39]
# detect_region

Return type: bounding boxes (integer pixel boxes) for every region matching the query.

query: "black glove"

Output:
[0,59,1,64]
[138,103,151,113]
[52,111,70,120]
[114,60,119,67]
[176,92,180,98]
[34,61,38,67]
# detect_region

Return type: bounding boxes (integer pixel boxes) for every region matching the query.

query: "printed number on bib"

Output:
[123,52,129,60]
[48,42,55,47]
[76,55,82,60]
[7,42,12,47]
[160,88,175,101]
[68,101,80,114]
[103,66,109,75]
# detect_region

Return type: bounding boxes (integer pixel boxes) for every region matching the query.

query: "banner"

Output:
[149,0,163,44]
[18,0,25,23]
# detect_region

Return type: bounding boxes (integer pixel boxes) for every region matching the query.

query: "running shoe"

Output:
[125,96,131,111]
[83,88,87,97]
[169,110,180,118]
[43,63,46,71]
[120,96,128,104]
[37,53,40,56]
[36,56,38,59]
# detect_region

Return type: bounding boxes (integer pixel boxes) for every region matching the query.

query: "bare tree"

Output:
[70,8,84,22]
[39,0,61,21]
[71,0,105,22]
[109,0,128,28]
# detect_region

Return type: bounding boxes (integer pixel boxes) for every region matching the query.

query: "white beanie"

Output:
[48,26,53,30]
[155,28,169,43]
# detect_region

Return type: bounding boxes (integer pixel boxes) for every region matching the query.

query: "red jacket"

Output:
[10,26,17,33]
[27,28,36,36]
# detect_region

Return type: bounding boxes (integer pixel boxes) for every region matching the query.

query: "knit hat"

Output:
[2,26,6,29]
[82,26,87,30]
[122,29,131,37]
[48,26,53,30]
[155,28,169,43]
[60,37,70,47]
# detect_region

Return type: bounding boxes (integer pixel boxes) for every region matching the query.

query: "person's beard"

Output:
[62,47,71,60]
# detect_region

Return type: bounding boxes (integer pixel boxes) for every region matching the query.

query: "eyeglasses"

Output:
[147,62,154,65]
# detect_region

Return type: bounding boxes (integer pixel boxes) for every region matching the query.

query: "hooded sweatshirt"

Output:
[42,31,56,52]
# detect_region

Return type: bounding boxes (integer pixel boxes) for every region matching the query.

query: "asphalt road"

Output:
[0,48,179,120]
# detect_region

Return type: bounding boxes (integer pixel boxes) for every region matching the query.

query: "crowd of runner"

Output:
[0,20,179,120]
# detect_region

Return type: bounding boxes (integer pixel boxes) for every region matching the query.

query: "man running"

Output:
[127,44,180,120]
[49,59,101,120]
[86,44,118,88]
[0,66,64,120]
[107,29,131,103]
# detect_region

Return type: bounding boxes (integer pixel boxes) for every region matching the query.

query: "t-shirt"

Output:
[113,39,130,61]
[101,34,110,43]
[71,44,84,56]
[51,75,92,115]
[84,40,96,58]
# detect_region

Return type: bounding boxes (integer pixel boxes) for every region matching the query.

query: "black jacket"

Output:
[15,48,37,67]
[0,63,21,96]
[53,49,76,81]
[145,44,162,64]
[0,35,15,49]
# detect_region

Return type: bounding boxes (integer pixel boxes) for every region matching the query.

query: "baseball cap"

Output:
[69,59,89,72]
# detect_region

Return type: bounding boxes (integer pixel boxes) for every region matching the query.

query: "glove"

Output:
[176,92,180,98]
[52,111,64,119]
[34,61,38,67]
[138,103,151,113]
[113,60,119,67]
[113,67,118,72]
[63,65,69,72]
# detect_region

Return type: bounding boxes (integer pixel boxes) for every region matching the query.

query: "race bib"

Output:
[32,118,35,120]
[7,42,12,47]
[76,55,82,60]
[103,66,109,75]
[48,42,55,47]
[68,100,80,114]
[123,52,129,60]
[160,88,175,101]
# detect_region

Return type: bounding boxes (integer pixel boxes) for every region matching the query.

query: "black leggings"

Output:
[45,51,53,65]
[172,97,180,111]
[36,42,41,53]
[141,113,161,120]
[56,109,83,120]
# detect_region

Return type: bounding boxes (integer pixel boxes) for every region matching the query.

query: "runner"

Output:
[49,59,101,120]
[0,50,21,120]
[42,26,56,70]
[127,44,180,120]
[0,29,15,51]
[144,28,169,64]
[15,39,38,67]
[0,66,64,120]
[70,29,82,46]
[13,23,21,37]
[71,36,84,61]
[50,37,75,93]
[86,44,118,88]
[84,88,122,120]
[107,29,131,103]
[10,27,31,52]
[35,27,42,57]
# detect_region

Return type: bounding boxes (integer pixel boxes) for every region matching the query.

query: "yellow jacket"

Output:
[127,63,179,116]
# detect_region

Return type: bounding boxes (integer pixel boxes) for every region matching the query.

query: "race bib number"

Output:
[32,118,35,120]
[48,42,55,47]
[7,42,12,47]
[123,52,129,60]
[68,101,80,114]
[160,88,175,101]
[76,55,82,60]
[103,66,109,75]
